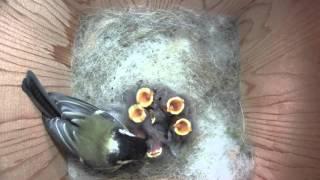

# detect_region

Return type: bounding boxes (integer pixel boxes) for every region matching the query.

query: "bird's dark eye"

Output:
[158,97,162,101]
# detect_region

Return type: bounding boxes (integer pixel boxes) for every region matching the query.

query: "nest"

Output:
[71,8,252,180]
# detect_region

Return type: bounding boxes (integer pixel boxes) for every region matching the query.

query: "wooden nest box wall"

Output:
[0,0,319,179]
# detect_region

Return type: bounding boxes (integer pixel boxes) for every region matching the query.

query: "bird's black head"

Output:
[107,129,147,166]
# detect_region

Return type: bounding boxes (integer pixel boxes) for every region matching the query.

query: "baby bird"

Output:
[153,85,193,146]
[126,84,193,158]
[153,86,186,116]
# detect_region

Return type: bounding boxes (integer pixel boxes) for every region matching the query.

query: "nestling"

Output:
[127,85,193,158]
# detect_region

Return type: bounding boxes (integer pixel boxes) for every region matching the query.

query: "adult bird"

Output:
[21,70,147,172]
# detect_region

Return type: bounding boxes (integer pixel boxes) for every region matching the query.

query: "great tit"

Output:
[21,71,147,172]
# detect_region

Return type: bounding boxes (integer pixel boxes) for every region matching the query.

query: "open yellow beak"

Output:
[173,118,192,136]
[128,104,146,123]
[136,87,154,108]
[146,147,163,158]
[166,96,185,115]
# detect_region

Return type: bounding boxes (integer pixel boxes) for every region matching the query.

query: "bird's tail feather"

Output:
[22,71,80,157]
[22,70,60,118]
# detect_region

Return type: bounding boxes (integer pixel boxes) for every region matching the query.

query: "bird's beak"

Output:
[128,104,146,123]
[146,147,163,158]
[173,118,192,136]
[136,87,154,108]
[166,97,185,115]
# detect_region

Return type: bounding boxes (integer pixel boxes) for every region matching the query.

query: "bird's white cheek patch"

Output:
[106,135,119,154]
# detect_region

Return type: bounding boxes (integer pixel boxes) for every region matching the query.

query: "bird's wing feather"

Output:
[44,117,79,156]
[48,92,98,121]
[48,92,128,129]
[99,104,129,130]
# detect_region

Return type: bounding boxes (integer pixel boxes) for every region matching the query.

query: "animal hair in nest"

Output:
[71,8,253,180]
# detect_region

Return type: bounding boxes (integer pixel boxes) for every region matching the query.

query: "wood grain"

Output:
[0,0,77,179]
[239,0,320,179]
[65,0,252,16]
[1,0,320,179]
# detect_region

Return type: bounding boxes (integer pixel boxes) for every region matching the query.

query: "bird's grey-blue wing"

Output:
[44,116,80,157]
[48,93,98,120]
[48,92,128,129]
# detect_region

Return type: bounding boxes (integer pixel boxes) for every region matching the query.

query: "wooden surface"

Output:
[65,0,252,16]
[0,0,77,179]
[1,0,320,179]
[239,0,320,179]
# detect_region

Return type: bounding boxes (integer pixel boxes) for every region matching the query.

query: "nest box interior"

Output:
[0,1,320,180]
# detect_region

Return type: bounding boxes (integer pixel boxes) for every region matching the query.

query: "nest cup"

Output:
[71,8,251,180]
